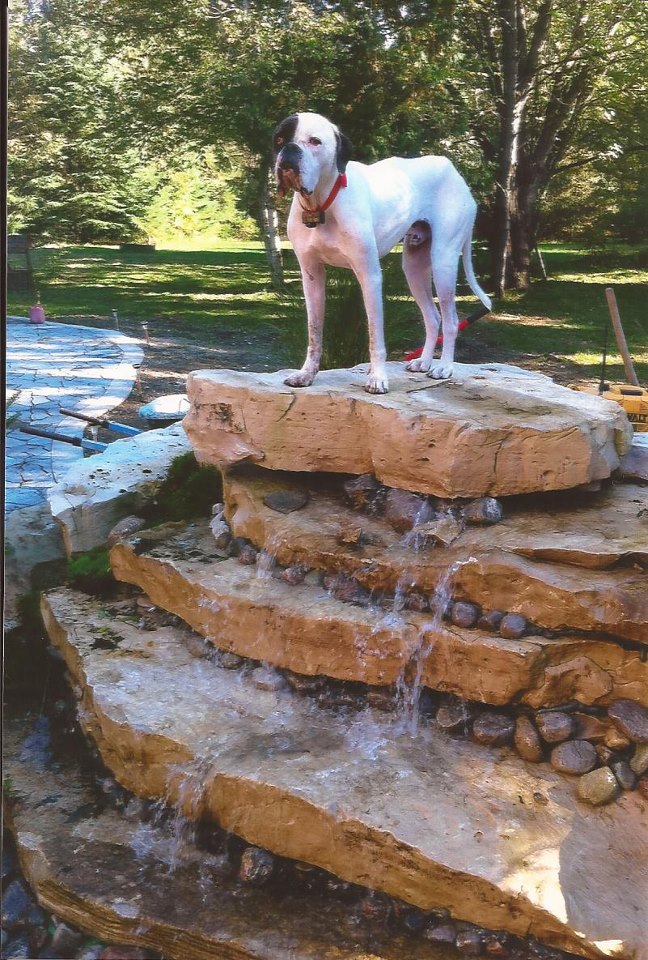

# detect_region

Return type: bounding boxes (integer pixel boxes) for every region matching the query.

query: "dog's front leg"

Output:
[354,253,389,394]
[285,260,325,388]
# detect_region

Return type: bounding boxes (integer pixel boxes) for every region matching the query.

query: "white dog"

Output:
[274,112,492,394]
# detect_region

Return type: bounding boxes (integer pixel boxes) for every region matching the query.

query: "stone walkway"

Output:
[5,319,143,515]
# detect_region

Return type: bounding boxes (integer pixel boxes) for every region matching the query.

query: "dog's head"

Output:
[273,112,352,197]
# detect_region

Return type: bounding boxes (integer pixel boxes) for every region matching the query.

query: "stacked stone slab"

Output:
[23,363,648,959]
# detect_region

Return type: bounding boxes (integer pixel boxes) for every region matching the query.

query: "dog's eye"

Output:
[309,137,322,146]
[275,137,284,148]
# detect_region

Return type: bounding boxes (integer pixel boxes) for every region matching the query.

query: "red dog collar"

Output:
[300,173,347,227]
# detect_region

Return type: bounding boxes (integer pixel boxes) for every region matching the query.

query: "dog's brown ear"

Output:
[335,131,352,174]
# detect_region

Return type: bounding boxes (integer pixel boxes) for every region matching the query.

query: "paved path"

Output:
[5,319,143,515]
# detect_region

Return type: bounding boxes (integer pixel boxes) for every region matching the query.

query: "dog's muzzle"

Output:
[276,143,305,196]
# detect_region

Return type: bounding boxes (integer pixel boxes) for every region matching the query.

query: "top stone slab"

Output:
[184,362,633,498]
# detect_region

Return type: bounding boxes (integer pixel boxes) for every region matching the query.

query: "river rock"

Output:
[608,699,648,742]
[514,716,544,763]
[604,727,632,751]
[499,614,528,640]
[478,610,504,632]
[412,514,463,547]
[280,564,309,585]
[535,711,575,744]
[263,489,309,514]
[612,760,638,791]
[550,740,597,775]
[577,767,620,806]
[237,542,258,566]
[184,364,632,497]
[239,847,276,886]
[630,744,648,776]
[572,712,610,742]
[384,489,434,533]
[209,517,232,550]
[462,497,503,525]
[342,473,384,512]
[106,515,146,548]
[436,702,473,734]
[450,601,481,629]
[472,712,515,747]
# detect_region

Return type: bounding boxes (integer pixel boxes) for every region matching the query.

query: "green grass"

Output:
[8,239,648,384]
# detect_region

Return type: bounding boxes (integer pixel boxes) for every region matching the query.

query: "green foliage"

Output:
[68,548,114,595]
[141,452,223,523]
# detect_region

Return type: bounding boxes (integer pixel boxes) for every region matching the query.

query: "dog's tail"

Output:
[462,236,492,311]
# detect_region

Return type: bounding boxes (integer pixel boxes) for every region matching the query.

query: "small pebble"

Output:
[384,489,434,533]
[323,574,369,605]
[237,543,258,566]
[209,518,231,550]
[499,613,527,639]
[478,610,504,632]
[535,711,575,744]
[577,766,620,806]
[436,702,473,735]
[263,489,309,514]
[342,473,383,511]
[514,715,544,763]
[462,497,503,525]
[239,847,276,886]
[250,666,286,692]
[604,727,631,751]
[423,921,456,944]
[220,651,245,670]
[1,879,33,929]
[51,922,83,955]
[403,592,429,612]
[550,740,597,775]
[450,601,481,629]
[280,564,310,585]
[607,699,648,743]
[472,712,515,747]
[106,515,146,548]
[595,744,614,764]
[455,922,484,954]
[612,760,638,791]
[630,743,648,776]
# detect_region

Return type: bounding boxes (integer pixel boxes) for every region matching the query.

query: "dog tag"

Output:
[302,209,325,228]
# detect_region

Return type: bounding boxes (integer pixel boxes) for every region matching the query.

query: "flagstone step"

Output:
[39,589,648,960]
[183,363,632,498]
[109,521,648,708]
[3,722,455,960]
[224,470,648,646]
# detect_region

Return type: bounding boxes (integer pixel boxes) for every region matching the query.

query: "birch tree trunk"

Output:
[260,165,284,291]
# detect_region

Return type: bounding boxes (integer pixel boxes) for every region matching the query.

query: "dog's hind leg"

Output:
[428,252,460,380]
[284,259,326,388]
[402,223,441,373]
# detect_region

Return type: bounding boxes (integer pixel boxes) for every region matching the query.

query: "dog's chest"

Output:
[290,220,359,269]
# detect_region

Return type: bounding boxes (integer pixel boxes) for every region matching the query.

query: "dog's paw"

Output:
[406,356,433,373]
[284,371,316,388]
[365,373,389,394]
[428,362,453,380]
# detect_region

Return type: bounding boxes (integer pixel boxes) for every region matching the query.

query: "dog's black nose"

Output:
[278,142,302,171]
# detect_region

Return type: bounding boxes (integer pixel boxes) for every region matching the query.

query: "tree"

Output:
[451,0,648,293]
[8,0,154,242]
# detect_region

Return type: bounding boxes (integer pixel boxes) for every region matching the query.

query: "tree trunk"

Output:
[259,166,284,291]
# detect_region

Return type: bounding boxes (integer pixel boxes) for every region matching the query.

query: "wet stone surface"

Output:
[498,613,528,640]
[577,766,620,806]
[263,489,310,514]
[550,740,598,775]
[535,711,575,744]
[472,712,515,747]
[608,699,648,743]
[514,716,544,763]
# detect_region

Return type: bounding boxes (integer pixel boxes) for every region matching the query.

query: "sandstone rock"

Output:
[450,601,481,629]
[36,591,648,958]
[577,767,620,806]
[630,744,648,776]
[49,423,191,557]
[109,525,554,705]
[224,470,648,645]
[612,760,638,791]
[3,502,66,630]
[608,699,648,742]
[514,716,544,763]
[572,712,611,742]
[184,364,632,497]
[106,515,146,548]
[384,489,434,533]
[499,614,528,640]
[604,727,632,751]
[462,498,503,525]
[472,712,515,747]
[263,489,309,514]
[535,712,575,744]
[550,740,597,775]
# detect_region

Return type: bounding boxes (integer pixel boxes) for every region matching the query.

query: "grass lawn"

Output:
[7,239,648,385]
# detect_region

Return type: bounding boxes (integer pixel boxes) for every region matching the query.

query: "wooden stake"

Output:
[605,287,640,387]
